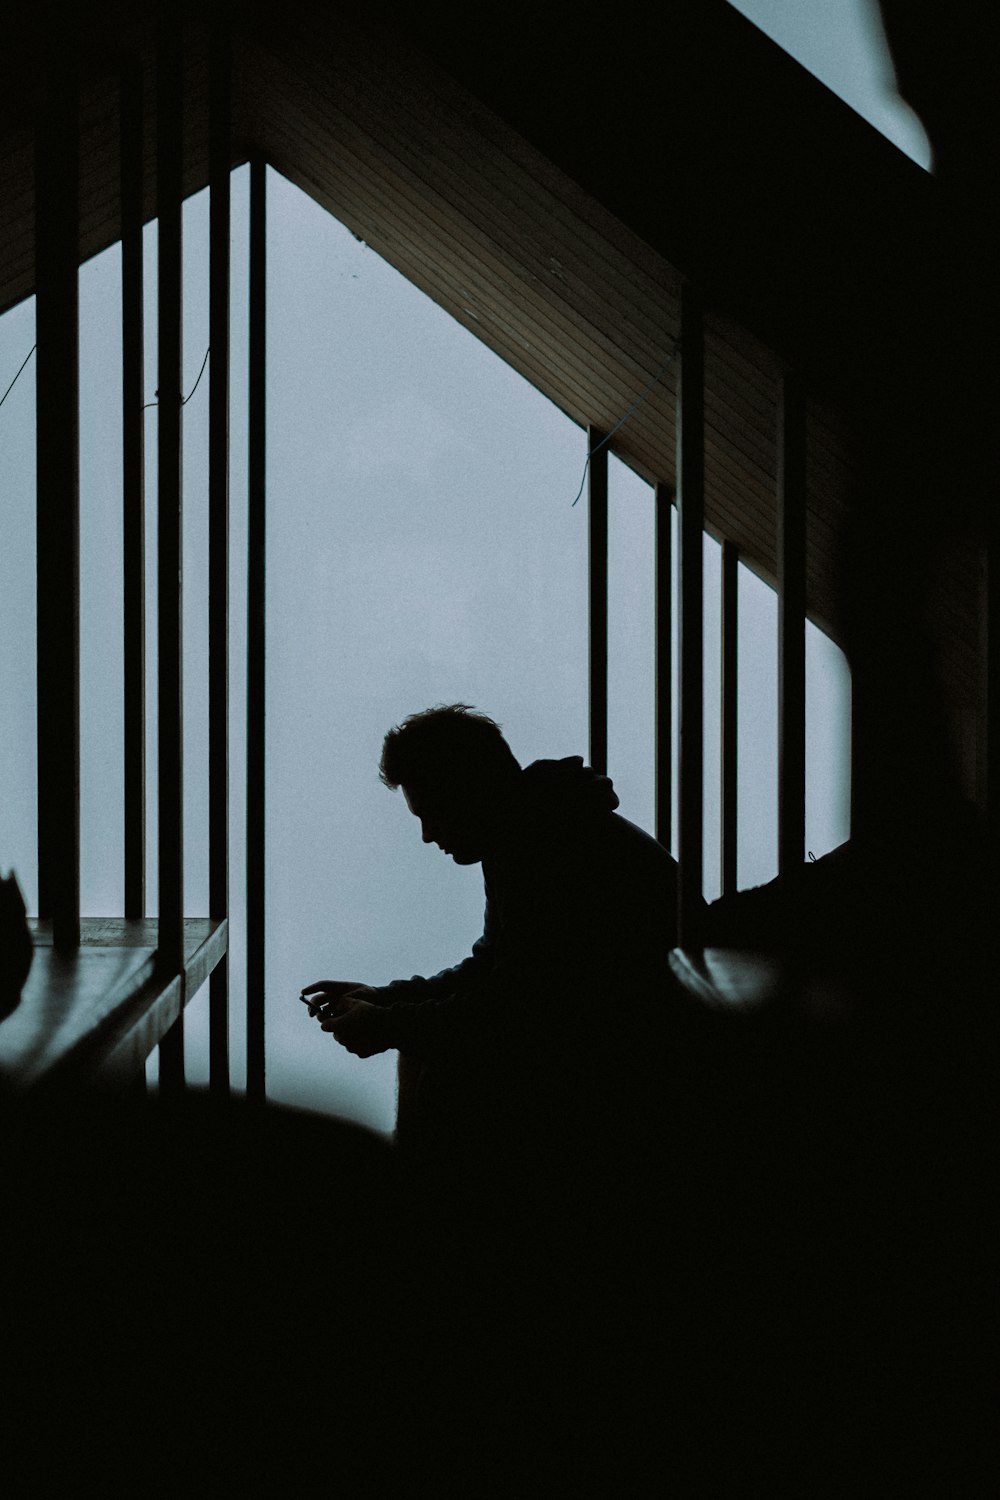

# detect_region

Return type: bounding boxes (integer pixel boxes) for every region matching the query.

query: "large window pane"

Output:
[0,297,38,911]
[702,534,723,900]
[737,561,779,891]
[264,170,586,1132]
[806,622,851,858]
[607,454,655,836]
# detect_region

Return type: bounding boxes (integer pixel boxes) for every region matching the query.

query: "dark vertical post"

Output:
[208,23,231,1095]
[721,539,739,897]
[588,429,608,778]
[778,372,807,877]
[677,283,704,946]
[156,14,185,1091]
[121,59,146,922]
[35,56,81,952]
[985,539,999,888]
[655,482,673,853]
[246,156,267,1104]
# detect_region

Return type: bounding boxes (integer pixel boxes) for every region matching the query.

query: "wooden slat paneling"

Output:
[0,7,983,745]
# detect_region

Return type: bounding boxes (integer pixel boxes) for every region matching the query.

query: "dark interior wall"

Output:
[405,0,939,408]
[2,0,942,402]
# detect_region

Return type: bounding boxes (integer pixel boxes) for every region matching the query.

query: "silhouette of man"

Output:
[302,704,679,1199]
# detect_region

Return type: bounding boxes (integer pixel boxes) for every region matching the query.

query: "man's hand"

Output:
[300,979,374,1018]
[300,981,390,1058]
[320,997,391,1058]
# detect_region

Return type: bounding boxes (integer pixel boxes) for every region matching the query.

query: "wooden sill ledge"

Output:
[0,917,228,1092]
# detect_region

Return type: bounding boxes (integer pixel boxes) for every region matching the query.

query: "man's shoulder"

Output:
[603,813,678,892]
[508,806,676,883]
[607,809,675,857]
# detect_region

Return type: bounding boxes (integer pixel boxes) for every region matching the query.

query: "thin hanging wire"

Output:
[0,345,37,412]
[144,344,210,410]
[0,341,211,418]
[571,341,680,506]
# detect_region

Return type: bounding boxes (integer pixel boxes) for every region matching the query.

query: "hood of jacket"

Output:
[517,755,619,827]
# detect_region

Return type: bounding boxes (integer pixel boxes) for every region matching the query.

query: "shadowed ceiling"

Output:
[0,1,979,718]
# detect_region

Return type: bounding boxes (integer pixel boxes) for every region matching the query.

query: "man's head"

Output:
[379,705,521,864]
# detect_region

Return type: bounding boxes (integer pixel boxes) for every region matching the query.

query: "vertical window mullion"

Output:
[35,57,81,952]
[588,428,608,779]
[677,282,704,946]
[209,23,231,1096]
[246,156,267,1105]
[121,58,146,923]
[987,540,1000,885]
[778,372,807,876]
[156,14,186,1091]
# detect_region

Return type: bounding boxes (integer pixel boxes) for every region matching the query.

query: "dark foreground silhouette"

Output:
[285,709,996,1492]
[4,906,994,1498]
[303,708,682,1301]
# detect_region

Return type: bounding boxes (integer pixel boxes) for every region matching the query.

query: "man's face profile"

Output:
[402,782,486,865]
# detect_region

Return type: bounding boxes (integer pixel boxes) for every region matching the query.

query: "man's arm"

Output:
[372,838,682,1064]
[310,924,503,1060]
[304,885,499,1057]
[307,934,503,1060]
[367,856,574,1062]
[365,884,497,1008]
[315,838,680,1064]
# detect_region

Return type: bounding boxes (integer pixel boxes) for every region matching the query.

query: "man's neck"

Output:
[479,772,526,859]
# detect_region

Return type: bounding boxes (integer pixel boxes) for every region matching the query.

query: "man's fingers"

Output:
[301,982,364,1020]
[317,996,360,1021]
[301,979,366,997]
[320,1004,362,1027]
[318,1004,386,1059]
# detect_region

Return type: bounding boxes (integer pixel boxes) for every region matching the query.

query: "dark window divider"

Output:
[35,56,81,952]
[121,57,146,925]
[778,371,807,877]
[588,427,609,780]
[156,13,186,1093]
[209,24,232,1097]
[246,156,267,1105]
[677,282,705,947]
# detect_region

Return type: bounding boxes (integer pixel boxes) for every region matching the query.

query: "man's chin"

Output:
[450,849,481,865]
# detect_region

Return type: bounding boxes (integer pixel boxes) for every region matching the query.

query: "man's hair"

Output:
[379,704,521,791]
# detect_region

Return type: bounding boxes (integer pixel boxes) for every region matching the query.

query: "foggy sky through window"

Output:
[727,0,932,169]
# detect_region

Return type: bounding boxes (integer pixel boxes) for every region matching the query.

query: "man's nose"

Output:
[420,820,435,844]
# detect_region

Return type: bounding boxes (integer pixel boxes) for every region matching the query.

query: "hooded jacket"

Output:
[371,757,678,1065]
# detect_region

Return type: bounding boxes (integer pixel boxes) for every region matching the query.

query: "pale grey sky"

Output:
[727,0,932,168]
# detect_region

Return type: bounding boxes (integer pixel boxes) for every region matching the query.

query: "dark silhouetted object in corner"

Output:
[0,871,32,1018]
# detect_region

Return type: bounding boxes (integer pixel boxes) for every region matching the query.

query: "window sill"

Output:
[0,917,228,1091]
